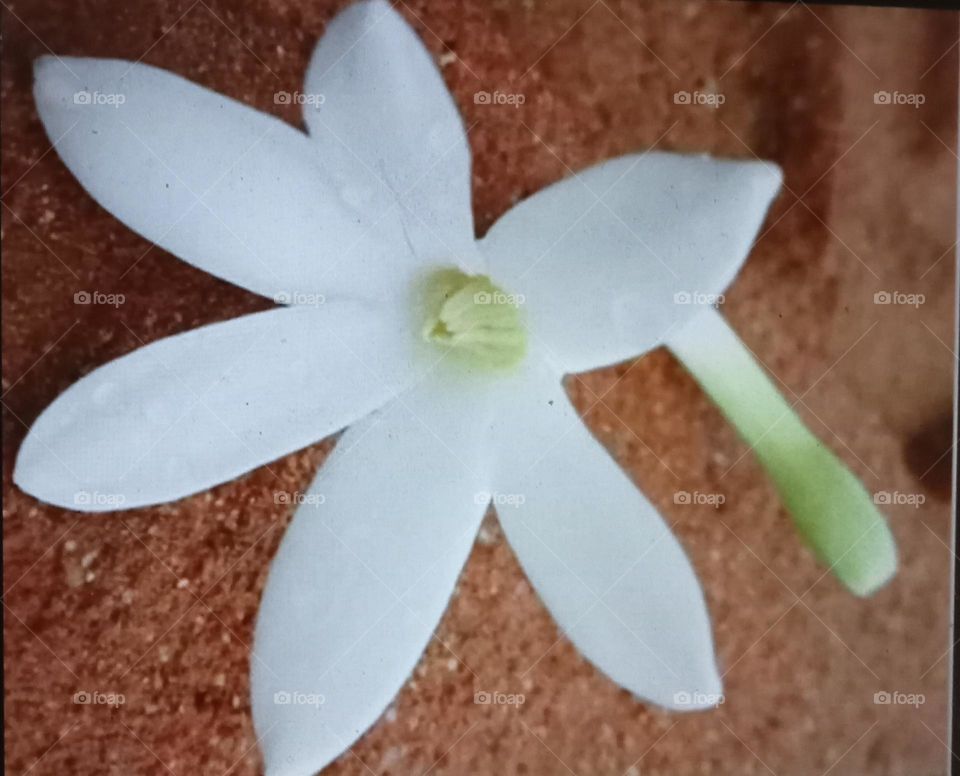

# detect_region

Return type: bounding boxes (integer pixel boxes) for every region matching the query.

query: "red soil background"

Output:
[2,1,956,774]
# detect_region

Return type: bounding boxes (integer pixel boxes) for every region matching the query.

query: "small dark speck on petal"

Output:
[548,400,554,406]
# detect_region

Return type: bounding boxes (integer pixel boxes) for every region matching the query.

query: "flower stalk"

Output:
[669,308,897,596]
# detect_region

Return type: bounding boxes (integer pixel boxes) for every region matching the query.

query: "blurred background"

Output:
[2,1,956,774]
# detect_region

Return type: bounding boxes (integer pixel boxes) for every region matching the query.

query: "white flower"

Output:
[16,2,895,774]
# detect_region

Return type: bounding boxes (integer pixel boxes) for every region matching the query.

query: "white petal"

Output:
[488,359,721,710]
[302,0,480,269]
[34,56,408,302]
[481,153,782,373]
[14,301,416,511]
[252,379,490,776]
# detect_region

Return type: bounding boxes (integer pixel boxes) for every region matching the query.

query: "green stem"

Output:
[668,308,896,596]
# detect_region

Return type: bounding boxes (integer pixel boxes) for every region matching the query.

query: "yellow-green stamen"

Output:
[420,268,526,370]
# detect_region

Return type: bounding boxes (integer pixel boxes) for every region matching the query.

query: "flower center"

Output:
[419,267,526,370]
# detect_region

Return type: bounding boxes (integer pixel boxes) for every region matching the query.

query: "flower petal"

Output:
[488,359,721,710]
[34,56,407,302]
[302,0,480,269]
[480,152,782,373]
[252,379,490,776]
[14,302,416,511]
